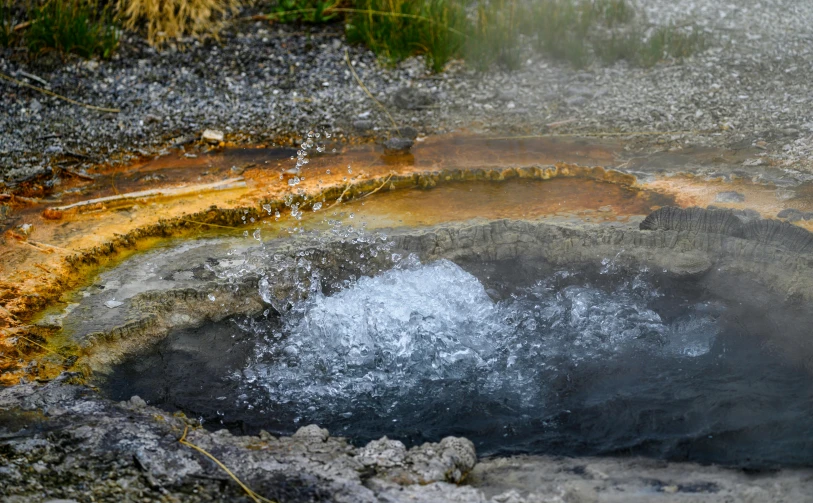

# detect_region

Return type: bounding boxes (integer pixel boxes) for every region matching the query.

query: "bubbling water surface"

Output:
[238,258,718,426]
[104,256,813,468]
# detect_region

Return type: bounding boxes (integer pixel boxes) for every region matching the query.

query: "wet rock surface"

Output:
[2,376,812,502]
[640,206,813,254]
[0,377,479,502]
[639,206,746,237]
[470,455,813,503]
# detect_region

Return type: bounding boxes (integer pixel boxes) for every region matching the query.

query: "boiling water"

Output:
[104,256,813,468]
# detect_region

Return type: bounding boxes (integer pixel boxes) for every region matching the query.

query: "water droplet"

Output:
[253,229,262,241]
[313,202,323,211]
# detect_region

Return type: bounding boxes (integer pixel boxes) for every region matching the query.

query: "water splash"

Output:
[235,259,720,428]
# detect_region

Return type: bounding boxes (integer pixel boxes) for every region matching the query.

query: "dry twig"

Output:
[344,50,398,130]
[179,426,277,503]
[49,178,246,212]
[0,71,120,113]
[361,172,395,199]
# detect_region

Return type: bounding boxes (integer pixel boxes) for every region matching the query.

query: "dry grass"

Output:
[116,0,242,45]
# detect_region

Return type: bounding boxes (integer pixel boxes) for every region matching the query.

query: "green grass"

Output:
[466,0,523,71]
[346,0,468,73]
[2,0,119,58]
[636,24,708,66]
[269,0,342,23]
[275,0,708,72]
[26,0,119,59]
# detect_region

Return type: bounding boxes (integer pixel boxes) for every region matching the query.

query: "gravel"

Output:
[2,0,813,187]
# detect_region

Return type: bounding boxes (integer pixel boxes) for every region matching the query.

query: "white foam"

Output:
[236,259,719,418]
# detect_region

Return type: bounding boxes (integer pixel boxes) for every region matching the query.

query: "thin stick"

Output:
[18,240,52,254]
[34,264,55,276]
[60,167,95,181]
[361,172,394,199]
[12,20,32,32]
[344,50,398,130]
[546,118,578,128]
[17,335,61,357]
[180,219,240,230]
[1,194,43,204]
[29,240,71,253]
[179,427,277,503]
[17,70,49,86]
[329,183,352,208]
[0,71,120,113]
[50,178,247,212]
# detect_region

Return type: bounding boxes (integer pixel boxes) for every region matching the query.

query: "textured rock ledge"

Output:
[49,212,813,373]
[0,376,478,503]
[2,376,812,503]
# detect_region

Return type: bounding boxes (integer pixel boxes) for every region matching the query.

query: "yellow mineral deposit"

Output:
[1,133,809,384]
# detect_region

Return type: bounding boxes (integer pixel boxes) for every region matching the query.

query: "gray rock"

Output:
[357,436,476,485]
[392,87,435,110]
[565,96,588,107]
[293,424,330,442]
[714,191,746,203]
[494,90,518,102]
[353,119,374,131]
[639,206,745,237]
[383,137,414,155]
[201,129,224,144]
[393,126,419,139]
[129,395,147,408]
[744,219,813,254]
[706,206,762,224]
[0,381,478,503]
[777,208,813,222]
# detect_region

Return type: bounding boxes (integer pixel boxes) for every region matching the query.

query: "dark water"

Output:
[103,257,813,469]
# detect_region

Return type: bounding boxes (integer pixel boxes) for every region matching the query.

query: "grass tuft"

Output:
[333,0,709,72]
[466,0,523,71]
[116,0,242,45]
[269,0,342,24]
[26,0,119,59]
[637,24,708,66]
[346,0,467,73]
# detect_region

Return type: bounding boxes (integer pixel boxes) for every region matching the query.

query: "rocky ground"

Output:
[5,375,810,503]
[2,0,813,188]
